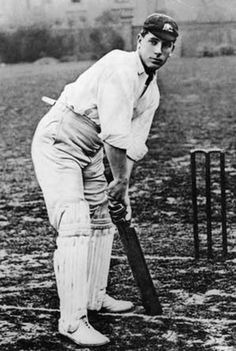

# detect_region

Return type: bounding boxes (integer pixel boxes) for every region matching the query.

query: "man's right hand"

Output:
[107,178,128,205]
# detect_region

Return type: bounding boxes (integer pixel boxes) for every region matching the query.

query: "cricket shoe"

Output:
[101,294,134,313]
[59,316,110,347]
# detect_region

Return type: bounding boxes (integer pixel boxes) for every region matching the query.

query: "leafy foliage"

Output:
[0,22,124,63]
[90,27,124,59]
[0,25,73,63]
[197,43,235,57]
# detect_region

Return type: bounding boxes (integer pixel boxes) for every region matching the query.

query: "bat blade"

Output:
[110,204,162,315]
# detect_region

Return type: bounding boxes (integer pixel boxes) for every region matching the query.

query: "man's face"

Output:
[137,32,174,71]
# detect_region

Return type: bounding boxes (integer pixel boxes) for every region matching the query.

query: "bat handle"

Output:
[41,96,56,106]
[108,201,128,225]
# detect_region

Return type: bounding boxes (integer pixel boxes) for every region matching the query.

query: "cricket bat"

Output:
[109,203,162,315]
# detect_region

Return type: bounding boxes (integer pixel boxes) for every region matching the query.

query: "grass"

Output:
[0,56,236,351]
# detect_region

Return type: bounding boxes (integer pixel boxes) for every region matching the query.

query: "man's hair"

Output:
[139,29,149,37]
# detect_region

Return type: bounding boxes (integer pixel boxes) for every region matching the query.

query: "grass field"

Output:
[0,56,236,350]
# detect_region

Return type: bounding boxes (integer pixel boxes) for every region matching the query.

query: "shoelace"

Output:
[81,316,92,329]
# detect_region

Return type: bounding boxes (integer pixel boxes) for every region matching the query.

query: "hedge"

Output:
[0,25,125,63]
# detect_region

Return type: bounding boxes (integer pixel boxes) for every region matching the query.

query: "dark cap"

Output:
[143,13,179,42]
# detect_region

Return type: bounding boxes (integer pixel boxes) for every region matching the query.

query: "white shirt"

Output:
[59,49,160,161]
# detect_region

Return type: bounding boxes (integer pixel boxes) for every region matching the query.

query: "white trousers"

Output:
[31,103,115,332]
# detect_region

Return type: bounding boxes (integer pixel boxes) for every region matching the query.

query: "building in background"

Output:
[0,0,134,29]
[0,0,236,55]
[1,0,236,29]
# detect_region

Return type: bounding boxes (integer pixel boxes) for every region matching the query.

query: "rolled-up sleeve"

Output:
[127,98,159,161]
[97,68,134,149]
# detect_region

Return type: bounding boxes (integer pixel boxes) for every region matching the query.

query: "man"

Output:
[31,13,178,347]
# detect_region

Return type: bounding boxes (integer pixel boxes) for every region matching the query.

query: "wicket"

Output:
[190,148,227,259]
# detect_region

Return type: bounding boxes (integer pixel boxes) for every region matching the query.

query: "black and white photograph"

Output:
[0,0,236,350]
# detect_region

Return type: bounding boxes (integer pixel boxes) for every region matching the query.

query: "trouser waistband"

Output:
[54,101,101,134]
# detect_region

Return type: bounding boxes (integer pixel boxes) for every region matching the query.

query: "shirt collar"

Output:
[135,50,145,75]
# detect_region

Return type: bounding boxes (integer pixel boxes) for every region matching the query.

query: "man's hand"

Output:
[107,178,128,204]
[108,189,132,225]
